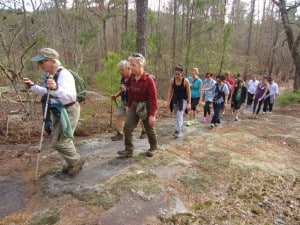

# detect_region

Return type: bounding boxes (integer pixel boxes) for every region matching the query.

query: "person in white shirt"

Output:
[263,77,279,113]
[246,75,259,107]
[23,48,85,176]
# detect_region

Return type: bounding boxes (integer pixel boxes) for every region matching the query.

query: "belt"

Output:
[64,101,76,108]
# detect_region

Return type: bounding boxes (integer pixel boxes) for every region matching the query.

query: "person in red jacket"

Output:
[117,53,158,158]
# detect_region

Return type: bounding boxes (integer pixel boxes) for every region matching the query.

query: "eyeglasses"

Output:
[131,53,143,58]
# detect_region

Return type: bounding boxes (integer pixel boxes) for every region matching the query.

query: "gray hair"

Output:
[118,60,130,69]
[128,53,146,66]
[53,59,61,67]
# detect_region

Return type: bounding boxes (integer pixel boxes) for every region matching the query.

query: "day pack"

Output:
[55,68,87,102]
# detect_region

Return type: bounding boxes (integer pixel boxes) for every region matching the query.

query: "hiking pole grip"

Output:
[34,87,51,180]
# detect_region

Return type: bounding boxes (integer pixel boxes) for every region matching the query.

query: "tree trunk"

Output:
[135,0,148,57]
[172,0,178,72]
[272,0,300,90]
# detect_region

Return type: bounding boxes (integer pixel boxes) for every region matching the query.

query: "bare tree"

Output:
[272,0,300,90]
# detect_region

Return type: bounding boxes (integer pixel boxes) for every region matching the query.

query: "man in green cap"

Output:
[24,48,85,176]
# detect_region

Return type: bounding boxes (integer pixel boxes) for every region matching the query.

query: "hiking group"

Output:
[24,48,279,176]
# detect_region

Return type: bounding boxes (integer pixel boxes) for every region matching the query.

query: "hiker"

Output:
[221,73,232,117]
[23,48,85,176]
[166,65,191,138]
[186,67,202,126]
[249,76,269,119]
[262,77,279,114]
[230,73,246,115]
[117,53,158,158]
[201,72,216,123]
[111,60,146,141]
[203,74,229,127]
[246,75,259,107]
[231,79,247,121]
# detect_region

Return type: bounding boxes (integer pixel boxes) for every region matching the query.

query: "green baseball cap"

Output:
[31,48,59,62]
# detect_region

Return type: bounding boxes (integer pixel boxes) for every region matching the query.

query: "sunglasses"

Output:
[131,53,143,58]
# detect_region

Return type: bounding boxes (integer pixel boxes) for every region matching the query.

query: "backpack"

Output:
[55,68,87,102]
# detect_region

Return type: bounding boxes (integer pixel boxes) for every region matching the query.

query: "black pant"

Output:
[263,96,273,112]
[252,98,264,115]
[211,102,224,124]
[204,101,212,117]
[247,92,254,106]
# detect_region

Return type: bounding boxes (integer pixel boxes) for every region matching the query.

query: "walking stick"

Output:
[33,87,51,180]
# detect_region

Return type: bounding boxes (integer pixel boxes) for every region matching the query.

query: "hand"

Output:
[111,95,116,100]
[120,84,126,92]
[23,78,34,89]
[148,115,156,126]
[46,76,57,90]
[187,103,191,110]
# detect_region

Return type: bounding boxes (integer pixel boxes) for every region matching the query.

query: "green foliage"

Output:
[78,26,100,46]
[96,51,122,94]
[277,89,300,106]
[120,21,136,52]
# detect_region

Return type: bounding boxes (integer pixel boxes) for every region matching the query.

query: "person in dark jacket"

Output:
[231,79,247,121]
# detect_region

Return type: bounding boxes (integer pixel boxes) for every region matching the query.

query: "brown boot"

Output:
[117,149,133,158]
[61,165,71,174]
[111,132,123,141]
[139,131,147,139]
[67,157,85,176]
[145,147,157,157]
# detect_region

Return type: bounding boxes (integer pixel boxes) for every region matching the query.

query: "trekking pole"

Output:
[33,87,51,180]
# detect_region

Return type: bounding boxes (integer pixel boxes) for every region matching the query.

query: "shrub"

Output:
[277,89,300,106]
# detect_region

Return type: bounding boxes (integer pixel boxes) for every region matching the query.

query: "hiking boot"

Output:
[67,157,85,176]
[139,131,147,139]
[145,147,157,157]
[117,149,133,158]
[61,165,71,174]
[111,132,123,141]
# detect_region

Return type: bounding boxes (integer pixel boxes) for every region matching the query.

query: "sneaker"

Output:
[193,119,198,124]
[173,131,180,138]
[234,116,239,121]
[139,131,147,139]
[111,132,123,141]
[201,117,207,123]
[186,119,196,126]
[67,157,85,176]
[207,115,212,121]
[262,111,266,114]
[210,124,214,128]
[117,149,133,158]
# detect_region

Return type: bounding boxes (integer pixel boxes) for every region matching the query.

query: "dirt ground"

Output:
[0,87,299,225]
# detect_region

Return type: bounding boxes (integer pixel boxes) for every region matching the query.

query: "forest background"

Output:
[0,0,299,100]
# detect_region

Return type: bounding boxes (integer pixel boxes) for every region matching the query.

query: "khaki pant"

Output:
[124,101,157,151]
[51,102,81,166]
